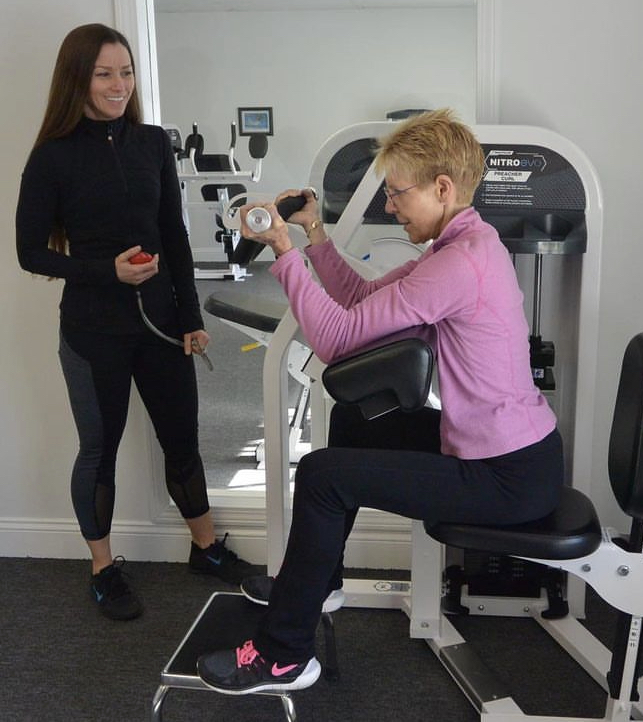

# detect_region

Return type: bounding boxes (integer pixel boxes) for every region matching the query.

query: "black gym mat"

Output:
[166,593,266,677]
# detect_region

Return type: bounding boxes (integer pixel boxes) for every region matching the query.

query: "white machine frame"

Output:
[259,122,628,720]
[264,120,603,576]
[165,121,264,281]
[410,519,643,721]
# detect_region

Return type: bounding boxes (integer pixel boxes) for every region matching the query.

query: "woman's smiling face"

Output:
[84,42,134,121]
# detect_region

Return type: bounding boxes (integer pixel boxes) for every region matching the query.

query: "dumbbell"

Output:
[231,194,308,265]
[245,195,307,233]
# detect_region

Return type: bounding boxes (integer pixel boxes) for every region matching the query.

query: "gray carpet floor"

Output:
[0,556,617,722]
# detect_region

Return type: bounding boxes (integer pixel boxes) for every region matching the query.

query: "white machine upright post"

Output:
[263,307,299,574]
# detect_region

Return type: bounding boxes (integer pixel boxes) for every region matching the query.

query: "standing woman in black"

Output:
[16,24,255,620]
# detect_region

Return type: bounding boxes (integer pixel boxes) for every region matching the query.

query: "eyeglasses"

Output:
[383,184,418,202]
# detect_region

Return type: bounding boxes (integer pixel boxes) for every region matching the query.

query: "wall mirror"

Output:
[152,0,477,500]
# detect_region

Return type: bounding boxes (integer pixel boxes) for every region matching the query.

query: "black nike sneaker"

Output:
[188,534,261,585]
[90,557,143,621]
[197,639,321,694]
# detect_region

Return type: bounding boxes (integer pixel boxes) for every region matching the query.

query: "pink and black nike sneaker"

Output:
[197,639,320,694]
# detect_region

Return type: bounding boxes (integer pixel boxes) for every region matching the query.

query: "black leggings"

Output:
[254,404,564,662]
[59,326,209,541]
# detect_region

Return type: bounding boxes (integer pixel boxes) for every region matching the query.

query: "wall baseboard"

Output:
[0,512,412,569]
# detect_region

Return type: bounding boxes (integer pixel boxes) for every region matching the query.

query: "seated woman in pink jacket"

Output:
[197,109,563,695]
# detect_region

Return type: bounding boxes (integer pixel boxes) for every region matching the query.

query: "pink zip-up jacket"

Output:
[271,206,557,459]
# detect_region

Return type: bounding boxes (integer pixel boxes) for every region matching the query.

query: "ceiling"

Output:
[154,0,474,12]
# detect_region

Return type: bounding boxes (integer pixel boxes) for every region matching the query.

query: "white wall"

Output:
[1,1,191,564]
[493,0,643,532]
[1,2,123,560]
[155,7,476,189]
[155,7,476,257]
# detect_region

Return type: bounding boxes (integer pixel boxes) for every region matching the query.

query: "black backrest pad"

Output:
[608,332,643,519]
[322,329,433,420]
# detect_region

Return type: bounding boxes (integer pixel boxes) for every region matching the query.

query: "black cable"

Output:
[136,290,213,371]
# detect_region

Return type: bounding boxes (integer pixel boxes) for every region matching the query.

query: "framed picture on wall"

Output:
[237,107,274,136]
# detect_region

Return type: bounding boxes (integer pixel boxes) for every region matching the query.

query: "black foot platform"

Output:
[151,592,298,722]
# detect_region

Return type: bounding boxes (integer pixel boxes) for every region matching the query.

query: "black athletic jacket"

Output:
[16,115,203,336]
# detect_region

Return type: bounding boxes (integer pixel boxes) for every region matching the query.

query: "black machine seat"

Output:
[427,333,643,564]
[427,486,602,561]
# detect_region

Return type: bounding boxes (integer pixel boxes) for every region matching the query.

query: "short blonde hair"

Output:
[375,108,485,204]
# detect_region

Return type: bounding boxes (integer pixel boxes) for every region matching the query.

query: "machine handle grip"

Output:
[276,194,306,221]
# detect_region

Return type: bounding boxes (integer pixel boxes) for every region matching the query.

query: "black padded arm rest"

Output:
[204,290,287,334]
[322,327,433,420]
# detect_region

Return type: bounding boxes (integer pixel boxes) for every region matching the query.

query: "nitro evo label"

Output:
[483,150,547,183]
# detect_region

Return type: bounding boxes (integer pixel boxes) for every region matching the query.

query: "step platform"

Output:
[151,591,337,722]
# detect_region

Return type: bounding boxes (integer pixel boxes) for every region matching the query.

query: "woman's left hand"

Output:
[184,329,210,357]
[239,203,294,258]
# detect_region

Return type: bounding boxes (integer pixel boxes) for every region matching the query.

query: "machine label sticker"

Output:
[474,144,586,212]
[479,150,548,207]
[484,150,547,184]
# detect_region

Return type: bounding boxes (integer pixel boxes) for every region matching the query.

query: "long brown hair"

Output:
[35,23,142,254]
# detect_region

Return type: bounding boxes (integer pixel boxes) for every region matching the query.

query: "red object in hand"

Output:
[129,251,154,264]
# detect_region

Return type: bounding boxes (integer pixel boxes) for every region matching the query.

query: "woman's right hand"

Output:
[115,246,159,285]
[274,187,319,229]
